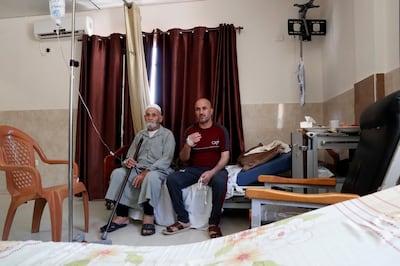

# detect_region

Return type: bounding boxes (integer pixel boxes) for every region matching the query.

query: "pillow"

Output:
[237,143,281,171]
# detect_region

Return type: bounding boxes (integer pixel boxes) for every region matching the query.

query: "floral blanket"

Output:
[1,186,400,266]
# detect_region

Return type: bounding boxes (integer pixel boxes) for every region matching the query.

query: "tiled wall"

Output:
[241,102,323,149]
[1,68,399,194]
[241,89,353,166]
[323,66,400,129]
[323,89,355,127]
[0,103,325,193]
[0,110,71,193]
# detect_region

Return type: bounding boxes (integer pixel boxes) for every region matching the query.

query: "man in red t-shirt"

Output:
[163,98,230,238]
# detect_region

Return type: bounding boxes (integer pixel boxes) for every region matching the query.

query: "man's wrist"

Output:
[186,136,195,147]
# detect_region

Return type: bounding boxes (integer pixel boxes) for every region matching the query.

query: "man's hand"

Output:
[131,169,149,188]
[124,158,137,169]
[198,151,229,185]
[199,170,215,185]
[186,132,202,147]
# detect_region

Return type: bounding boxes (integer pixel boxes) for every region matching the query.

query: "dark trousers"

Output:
[116,201,154,217]
[166,167,228,225]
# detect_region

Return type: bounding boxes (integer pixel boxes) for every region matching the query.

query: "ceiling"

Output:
[0,0,202,20]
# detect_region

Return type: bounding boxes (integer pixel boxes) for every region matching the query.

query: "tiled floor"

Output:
[0,193,250,246]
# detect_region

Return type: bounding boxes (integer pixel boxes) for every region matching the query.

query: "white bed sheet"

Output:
[1,185,400,266]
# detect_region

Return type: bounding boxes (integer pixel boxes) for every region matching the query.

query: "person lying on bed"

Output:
[163,98,230,238]
[100,104,176,236]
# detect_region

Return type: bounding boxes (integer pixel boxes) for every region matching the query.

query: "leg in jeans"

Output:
[207,169,228,226]
[166,167,206,223]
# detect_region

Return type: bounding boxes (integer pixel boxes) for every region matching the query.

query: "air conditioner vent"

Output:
[33,16,93,40]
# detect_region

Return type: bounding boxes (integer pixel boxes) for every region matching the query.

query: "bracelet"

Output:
[186,136,195,147]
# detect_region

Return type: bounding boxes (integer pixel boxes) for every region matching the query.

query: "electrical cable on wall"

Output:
[50,0,128,154]
[76,91,120,159]
[291,0,325,106]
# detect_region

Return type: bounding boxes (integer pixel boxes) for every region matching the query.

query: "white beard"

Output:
[146,122,159,130]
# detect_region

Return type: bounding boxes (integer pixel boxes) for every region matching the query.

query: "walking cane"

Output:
[101,138,144,240]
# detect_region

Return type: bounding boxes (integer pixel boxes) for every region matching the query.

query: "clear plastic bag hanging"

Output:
[49,0,65,26]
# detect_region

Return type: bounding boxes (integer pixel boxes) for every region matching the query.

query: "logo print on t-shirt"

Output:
[211,140,220,146]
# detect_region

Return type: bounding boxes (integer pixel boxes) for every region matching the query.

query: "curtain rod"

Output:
[144,26,244,35]
[122,1,243,34]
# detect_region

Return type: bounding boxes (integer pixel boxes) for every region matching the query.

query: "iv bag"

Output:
[49,0,65,26]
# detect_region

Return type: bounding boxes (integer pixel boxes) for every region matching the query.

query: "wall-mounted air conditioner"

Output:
[33,16,93,40]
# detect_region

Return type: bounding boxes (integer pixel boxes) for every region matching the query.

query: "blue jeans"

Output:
[166,167,228,225]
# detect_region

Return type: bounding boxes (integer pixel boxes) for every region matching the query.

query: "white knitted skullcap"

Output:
[145,103,162,114]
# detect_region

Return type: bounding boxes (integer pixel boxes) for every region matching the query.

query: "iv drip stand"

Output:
[299,32,303,60]
[298,10,305,106]
[299,11,306,60]
[67,0,77,242]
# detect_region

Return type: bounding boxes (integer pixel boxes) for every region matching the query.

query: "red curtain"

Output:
[76,24,244,199]
[75,34,134,200]
[149,24,244,162]
[212,24,245,163]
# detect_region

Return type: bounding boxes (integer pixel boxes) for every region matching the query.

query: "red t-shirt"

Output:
[184,123,230,167]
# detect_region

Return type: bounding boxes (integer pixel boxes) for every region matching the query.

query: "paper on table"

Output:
[305,116,316,123]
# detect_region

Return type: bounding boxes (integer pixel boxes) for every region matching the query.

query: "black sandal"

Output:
[141,224,156,236]
[100,222,127,233]
[162,222,190,235]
